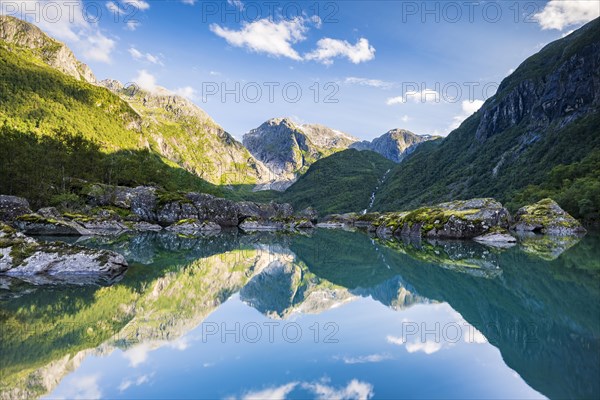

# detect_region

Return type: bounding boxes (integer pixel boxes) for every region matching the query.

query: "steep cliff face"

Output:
[475,22,600,143]
[0,15,95,83]
[243,118,358,189]
[351,129,439,163]
[374,18,600,217]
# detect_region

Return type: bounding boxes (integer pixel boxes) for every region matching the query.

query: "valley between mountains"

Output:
[0,15,599,278]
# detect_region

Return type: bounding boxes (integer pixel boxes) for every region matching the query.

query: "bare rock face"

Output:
[243,117,358,189]
[0,223,127,281]
[512,198,587,235]
[351,129,439,163]
[0,15,96,83]
[0,195,32,222]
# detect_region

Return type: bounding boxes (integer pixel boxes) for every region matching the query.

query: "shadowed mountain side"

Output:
[0,127,222,207]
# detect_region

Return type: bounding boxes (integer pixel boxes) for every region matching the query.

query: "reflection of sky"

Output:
[46,294,544,400]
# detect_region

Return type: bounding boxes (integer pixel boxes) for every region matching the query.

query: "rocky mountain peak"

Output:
[0,15,95,83]
[351,128,439,163]
[243,118,358,189]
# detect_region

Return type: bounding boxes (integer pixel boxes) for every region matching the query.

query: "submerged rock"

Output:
[512,198,586,235]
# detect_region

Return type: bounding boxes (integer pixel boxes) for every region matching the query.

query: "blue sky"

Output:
[3,0,599,140]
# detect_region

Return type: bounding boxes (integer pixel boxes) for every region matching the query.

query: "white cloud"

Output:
[82,32,115,63]
[344,77,395,89]
[181,0,196,4]
[302,379,374,400]
[128,47,163,65]
[133,69,157,92]
[210,17,374,64]
[386,335,406,345]
[106,1,125,14]
[405,340,443,354]
[57,374,102,399]
[448,99,484,131]
[386,89,440,105]
[123,0,149,11]
[310,15,323,29]
[210,18,307,60]
[1,1,115,63]
[401,115,410,123]
[122,342,151,367]
[338,353,393,364]
[126,20,140,31]
[227,0,244,11]
[305,37,375,65]
[534,0,599,30]
[243,382,298,400]
[118,374,151,392]
[209,70,221,76]
[173,86,198,100]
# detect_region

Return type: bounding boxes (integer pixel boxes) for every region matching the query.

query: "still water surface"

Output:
[1,229,599,399]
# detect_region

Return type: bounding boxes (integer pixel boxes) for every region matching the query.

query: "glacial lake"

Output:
[1,229,599,399]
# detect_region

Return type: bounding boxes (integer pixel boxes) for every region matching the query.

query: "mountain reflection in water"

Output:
[0,230,598,399]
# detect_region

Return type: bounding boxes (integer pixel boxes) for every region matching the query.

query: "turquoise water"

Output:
[1,229,599,399]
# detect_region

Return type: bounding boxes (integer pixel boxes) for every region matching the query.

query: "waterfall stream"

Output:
[363,168,391,214]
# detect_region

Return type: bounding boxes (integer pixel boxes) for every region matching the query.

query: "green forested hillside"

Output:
[374,18,600,222]
[281,149,394,215]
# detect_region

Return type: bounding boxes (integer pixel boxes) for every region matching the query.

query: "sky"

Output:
[2,0,599,140]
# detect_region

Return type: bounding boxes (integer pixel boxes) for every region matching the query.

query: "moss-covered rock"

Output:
[512,198,587,235]
[372,198,511,239]
[0,226,127,279]
[14,214,91,236]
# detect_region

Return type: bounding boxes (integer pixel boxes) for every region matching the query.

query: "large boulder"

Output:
[130,186,158,221]
[156,201,198,225]
[0,195,32,222]
[0,224,127,280]
[14,214,91,236]
[187,193,240,227]
[83,184,158,221]
[373,198,511,239]
[512,198,586,235]
[237,201,294,221]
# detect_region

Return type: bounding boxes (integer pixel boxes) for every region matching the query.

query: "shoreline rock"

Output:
[372,198,511,240]
[0,223,127,281]
[512,198,587,235]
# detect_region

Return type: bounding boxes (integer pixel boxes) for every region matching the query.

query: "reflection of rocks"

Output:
[474,232,517,248]
[0,224,127,282]
[515,232,583,260]
[379,236,503,278]
[166,220,221,235]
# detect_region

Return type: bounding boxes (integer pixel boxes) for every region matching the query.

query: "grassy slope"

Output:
[280,149,395,215]
[0,42,225,206]
[373,19,600,221]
